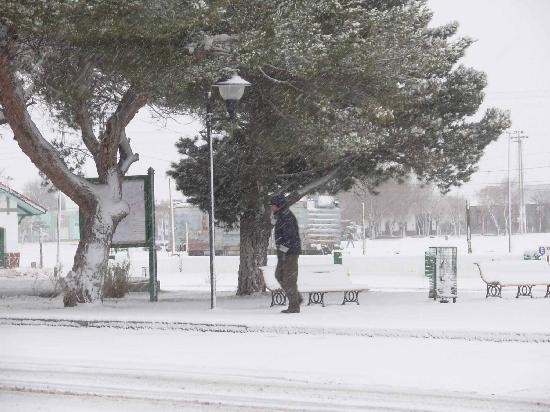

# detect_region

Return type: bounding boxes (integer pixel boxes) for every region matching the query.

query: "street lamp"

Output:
[213,73,251,118]
[206,73,250,309]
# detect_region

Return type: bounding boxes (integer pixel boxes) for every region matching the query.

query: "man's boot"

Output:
[281,293,300,313]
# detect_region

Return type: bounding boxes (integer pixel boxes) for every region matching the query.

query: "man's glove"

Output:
[278,245,289,253]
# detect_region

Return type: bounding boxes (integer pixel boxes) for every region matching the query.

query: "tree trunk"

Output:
[487,207,500,235]
[234,165,350,295]
[0,36,144,306]
[63,172,129,306]
[237,208,272,295]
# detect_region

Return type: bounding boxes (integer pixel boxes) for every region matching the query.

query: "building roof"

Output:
[0,182,47,217]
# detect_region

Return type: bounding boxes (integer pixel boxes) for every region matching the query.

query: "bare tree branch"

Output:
[118,130,139,175]
[258,65,307,96]
[276,163,341,179]
[97,87,147,176]
[0,48,45,126]
[103,87,148,136]
[75,100,99,156]
[73,54,101,156]
[257,66,289,84]
[281,155,360,206]
[0,22,94,207]
[284,167,342,206]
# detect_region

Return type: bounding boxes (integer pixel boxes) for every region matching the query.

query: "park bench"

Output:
[474,260,550,298]
[259,264,368,307]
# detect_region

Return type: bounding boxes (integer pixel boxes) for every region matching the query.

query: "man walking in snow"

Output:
[345,231,355,248]
[271,193,303,313]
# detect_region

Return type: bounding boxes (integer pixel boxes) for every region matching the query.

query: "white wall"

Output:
[0,194,20,252]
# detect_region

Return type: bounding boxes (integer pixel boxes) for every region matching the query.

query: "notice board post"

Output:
[81,169,158,302]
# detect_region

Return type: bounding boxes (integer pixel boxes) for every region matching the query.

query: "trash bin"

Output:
[333,251,342,264]
[426,247,457,303]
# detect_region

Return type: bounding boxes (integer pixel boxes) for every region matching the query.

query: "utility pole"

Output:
[39,227,44,269]
[508,134,512,253]
[508,130,528,234]
[56,191,61,268]
[519,135,527,233]
[185,221,189,254]
[361,202,366,255]
[466,200,472,254]
[168,178,176,254]
[370,198,375,240]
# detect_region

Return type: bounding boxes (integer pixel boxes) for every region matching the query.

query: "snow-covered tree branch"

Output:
[0,1,241,305]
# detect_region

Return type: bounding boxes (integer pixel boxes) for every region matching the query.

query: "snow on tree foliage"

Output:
[1,0,511,299]
[0,1,242,305]
[169,0,510,295]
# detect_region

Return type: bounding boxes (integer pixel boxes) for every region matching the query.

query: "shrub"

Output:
[101,261,130,299]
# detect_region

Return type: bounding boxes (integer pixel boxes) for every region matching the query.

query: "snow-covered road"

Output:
[2,370,548,411]
[4,235,550,410]
[1,325,549,411]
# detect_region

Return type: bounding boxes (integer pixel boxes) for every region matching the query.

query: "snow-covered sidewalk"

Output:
[3,236,550,410]
[1,289,549,342]
[2,236,550,344]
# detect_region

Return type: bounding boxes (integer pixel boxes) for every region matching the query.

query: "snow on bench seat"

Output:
[259,264,368,307]
[474,260,550,298]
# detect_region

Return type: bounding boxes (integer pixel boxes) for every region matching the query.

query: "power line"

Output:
[463,179,550,187]
[522,150,550,158]
[140,155,174,163]
[476,164,550,174]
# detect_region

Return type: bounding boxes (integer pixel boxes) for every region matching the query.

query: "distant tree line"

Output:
[474,182,550,235]
[340,179,550,238]
[339,178,466,238]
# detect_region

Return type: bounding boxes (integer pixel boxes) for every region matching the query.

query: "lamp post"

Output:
[508,136,512,253]
[206,73,250,309]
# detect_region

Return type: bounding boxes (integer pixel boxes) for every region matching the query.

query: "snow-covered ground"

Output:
[8,232,550,294]
[1,234,550,410]
[2,325,550,411]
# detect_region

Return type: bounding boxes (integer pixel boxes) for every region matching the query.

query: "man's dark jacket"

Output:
[274,206,302,255]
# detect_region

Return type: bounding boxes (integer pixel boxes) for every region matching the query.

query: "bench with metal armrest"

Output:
[259,265,368,307]
[474,261,550,298]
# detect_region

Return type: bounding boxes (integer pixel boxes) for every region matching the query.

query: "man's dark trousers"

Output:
[275,251,301,309]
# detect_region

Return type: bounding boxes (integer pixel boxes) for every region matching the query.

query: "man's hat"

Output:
[270,193,287,207]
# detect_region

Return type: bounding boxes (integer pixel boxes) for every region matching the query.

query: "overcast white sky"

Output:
[430,0,550,196]
[1,0,549,201]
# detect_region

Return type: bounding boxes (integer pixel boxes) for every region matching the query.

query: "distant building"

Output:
[0,182,46,268]
[20,192,343,256]
[470,184,550,235]
[172,202,240,255]
[19,195,80,243]
[171,194,342,255]
[291,195,341,251]
[39,208,80,241]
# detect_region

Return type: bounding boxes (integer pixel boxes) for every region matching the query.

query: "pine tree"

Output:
[0,0,239,305]
[169,0,511,294]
